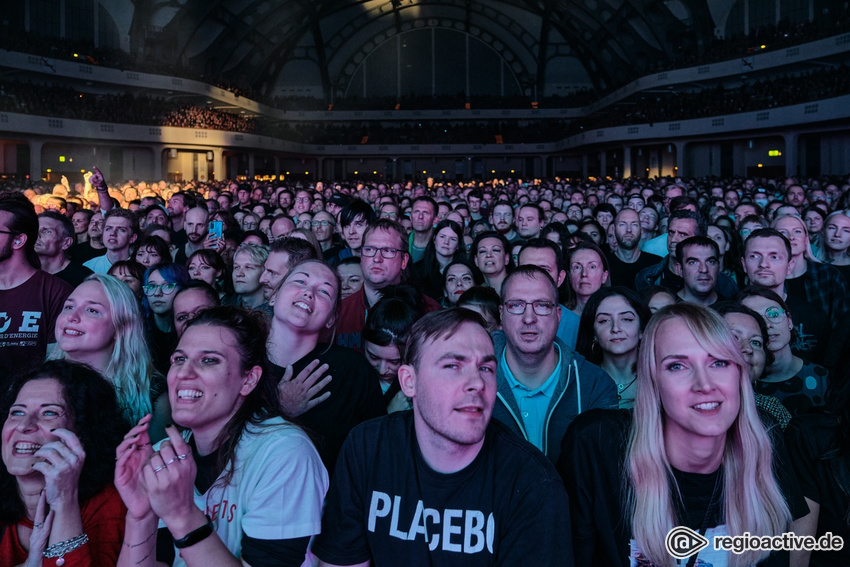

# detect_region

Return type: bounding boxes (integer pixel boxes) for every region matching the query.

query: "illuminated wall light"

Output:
[373,171,377,174]
[491,170,496,173]
[757,164,763,168]
[422,170,427,174]
[768,150,782,157]
[59,156,65,162]
[510,170,515,173]
[69,158,73,162]
[305,171,309,175]
[80,169,85,173]
[46,168,52,172]
[354,171,359,175]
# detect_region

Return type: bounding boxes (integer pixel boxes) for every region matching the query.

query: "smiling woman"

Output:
[114,306,327,567]
[558,303,807,567]
[1,360,128,567]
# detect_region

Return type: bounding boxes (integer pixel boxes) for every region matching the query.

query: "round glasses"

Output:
[143,282,178,296]
[763,306,787,324]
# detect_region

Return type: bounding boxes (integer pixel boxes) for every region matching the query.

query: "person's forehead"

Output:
[477,237,504,251]
[364,228,403,247]
[616,210,639,223]
[420,322,491,359]
[682,244,717,259]
[106,216,131,227]
[747,236,786,255]
[504,273,554,298]
[175,289,214,309]
[669,218,696,230]
[519,246,556,265]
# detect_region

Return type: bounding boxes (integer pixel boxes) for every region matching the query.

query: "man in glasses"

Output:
[491,266,616,464]
[335,219,438,351]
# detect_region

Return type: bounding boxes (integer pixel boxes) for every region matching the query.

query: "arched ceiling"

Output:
[133,0,717,100]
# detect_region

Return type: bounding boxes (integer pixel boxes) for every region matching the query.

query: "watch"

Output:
[172,516,214,549]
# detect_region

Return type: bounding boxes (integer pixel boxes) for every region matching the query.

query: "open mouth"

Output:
[14,442,42,455]
[177,389,203,400]
[692,402,720,411]
[293,301,313,313]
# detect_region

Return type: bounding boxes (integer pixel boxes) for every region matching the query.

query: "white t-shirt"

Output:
[158,416,328,567]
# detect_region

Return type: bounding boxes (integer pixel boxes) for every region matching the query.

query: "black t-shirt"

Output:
[70,241,105,264]
[268,343,386,475]
[312,411,573,566]
[785,412,850,567]
[557,409,808,567]
[54,261,93,288]
[784,293,829,365]
[605,251,661,290]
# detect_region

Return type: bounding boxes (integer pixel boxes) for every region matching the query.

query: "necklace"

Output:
[617,375,638,400]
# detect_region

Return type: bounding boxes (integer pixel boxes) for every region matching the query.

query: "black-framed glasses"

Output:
[361,246,404,259]
[0,229,18,235]
[503,300,556,316]
[143,282,178,296]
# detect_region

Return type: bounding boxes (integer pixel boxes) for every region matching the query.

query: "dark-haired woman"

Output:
[114,306,327,567]
[1,360,128,566]
[576,287,650,409]
[409,219,467,300]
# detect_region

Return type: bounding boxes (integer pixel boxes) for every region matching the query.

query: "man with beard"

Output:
[490,201,519,243]
[313,308,573,566]
[674,236,721,307]
[0,192,72,382]
[174,206,208,264]
[605,208,660,289]
[70,210,106,264]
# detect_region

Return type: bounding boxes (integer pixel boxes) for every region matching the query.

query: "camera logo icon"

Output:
[665,526,709,559]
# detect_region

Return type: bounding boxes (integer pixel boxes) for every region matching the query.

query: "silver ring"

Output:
[153,465,166,473]
[176,454,188,460]
[33,521,44,528]
[164,458,177,466]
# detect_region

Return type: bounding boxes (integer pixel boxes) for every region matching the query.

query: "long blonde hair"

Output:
[770,213,820,263]
[51,274,156,424]
[627,303,790,566]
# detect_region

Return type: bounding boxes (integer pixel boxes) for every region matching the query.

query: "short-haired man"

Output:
[35,211,92,287]
[741,228,828,364]
[174,206,208,265]
[259,237,319,301]
[468,189,485,221]
[605,208,660,289]
[516,204,543,239]
[83,209,138,274]
[336,219,440,351]
[518,239,581,349]
[785,185,807,211]
[492,266,617,463]
[313,308,573,566]
[490,201,519,243]
[473,231,511,294]
[0,192,73,381]
[270,214,296,240]
[408,196,437,263]
[636,209,737,300]
[674,236,721,307]
[224,243,271,314]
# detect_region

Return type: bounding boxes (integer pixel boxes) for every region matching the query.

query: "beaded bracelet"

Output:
[43,533,89,566]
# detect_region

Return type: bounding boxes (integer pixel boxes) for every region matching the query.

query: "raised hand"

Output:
[89,166,106,190]
[32,428,86,510]
[24,490,55,567]
[144,426,204,536]
[115,414,155,520]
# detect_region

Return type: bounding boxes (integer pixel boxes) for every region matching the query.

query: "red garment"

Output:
[0,484,126,567]
[333,288,440,352]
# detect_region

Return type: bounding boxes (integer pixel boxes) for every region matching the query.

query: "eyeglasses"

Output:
[763,306,787,323]
[143,282,178,296]
[295,197,311,203]
[361,246,404,259]
[311,220,335,227]
[503,300,556,316]
[0,228,18,235]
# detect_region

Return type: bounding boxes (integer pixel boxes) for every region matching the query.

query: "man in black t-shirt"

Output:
[313,308,573,566]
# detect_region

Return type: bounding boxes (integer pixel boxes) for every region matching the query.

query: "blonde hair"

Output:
[51,274,156,424]
[627,303,790,566]
[770,213,819,262]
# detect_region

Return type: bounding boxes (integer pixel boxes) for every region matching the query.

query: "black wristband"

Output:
[172,516,214,549]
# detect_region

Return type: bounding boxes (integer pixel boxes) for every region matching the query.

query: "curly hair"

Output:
[0,360,128,524]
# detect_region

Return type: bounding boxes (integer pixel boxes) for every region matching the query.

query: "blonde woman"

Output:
[51,274,163,427]
[558,303,808,566]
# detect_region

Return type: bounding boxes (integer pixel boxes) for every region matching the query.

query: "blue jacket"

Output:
[491,331,617,464]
